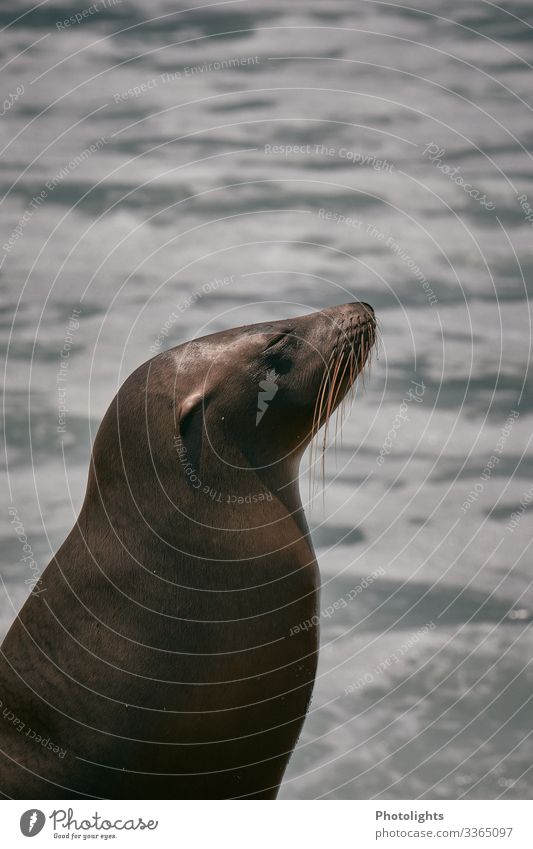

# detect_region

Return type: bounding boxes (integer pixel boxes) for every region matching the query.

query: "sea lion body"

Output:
[0,302,375,799]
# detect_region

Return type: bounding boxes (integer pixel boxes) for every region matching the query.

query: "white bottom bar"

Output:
[1,799,531,848]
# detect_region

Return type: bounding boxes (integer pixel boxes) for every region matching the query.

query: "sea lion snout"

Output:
[320,300,376,330]
[306,301,376,364]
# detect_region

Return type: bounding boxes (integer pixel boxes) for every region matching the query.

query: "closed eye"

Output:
[264,332,286,351]
[264,327,294,351]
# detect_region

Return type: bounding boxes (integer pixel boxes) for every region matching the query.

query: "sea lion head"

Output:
[172,301,376,475]
[88,301,376,542]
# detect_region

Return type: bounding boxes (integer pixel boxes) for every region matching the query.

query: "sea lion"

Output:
[0,301,375,799]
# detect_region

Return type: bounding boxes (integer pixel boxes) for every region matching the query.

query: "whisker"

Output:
[309,349,335,500]
[307,315,376,509]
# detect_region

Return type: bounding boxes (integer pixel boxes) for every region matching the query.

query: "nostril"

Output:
[359,302,374,314]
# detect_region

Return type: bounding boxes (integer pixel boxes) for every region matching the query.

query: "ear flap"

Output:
[178,392,204,476]
[179,392,202,432]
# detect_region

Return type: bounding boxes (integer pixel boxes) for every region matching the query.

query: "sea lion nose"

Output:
[348,302,375,325]
[357,303,376,329]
